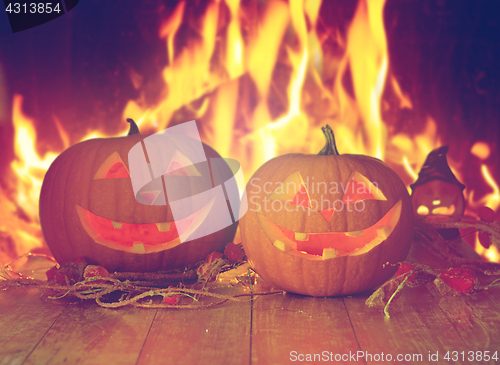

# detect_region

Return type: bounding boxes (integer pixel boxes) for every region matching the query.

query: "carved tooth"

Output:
[156,222,171,232]
[132,242,146,253]
[376,225,391,239]
[112,221,123,229]
[273,239,290,252]
[294,232,308,241]
[322,248,338,259]
[345,230,363,237]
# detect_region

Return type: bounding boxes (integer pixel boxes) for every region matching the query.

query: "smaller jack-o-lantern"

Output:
[410,146,465,239]
[39,119,238,272]
[240,125,414,297]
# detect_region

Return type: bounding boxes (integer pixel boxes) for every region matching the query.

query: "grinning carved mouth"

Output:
[257,200,402,260]
[76,199,214,254]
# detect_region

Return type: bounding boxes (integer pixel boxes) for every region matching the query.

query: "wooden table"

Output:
[1,241,499,365]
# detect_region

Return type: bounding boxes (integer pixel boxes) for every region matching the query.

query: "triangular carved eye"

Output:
[289,184,311,207]
[165,150,202,177]
[139,190,163,205]
[94,152,131,180]
[267,171,311,208]
[342,171,386,203]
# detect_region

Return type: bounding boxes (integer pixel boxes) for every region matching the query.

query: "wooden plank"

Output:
[251,292,360,365]
[409,236,500,361]
[0,289,68,365]
[1,237,498,365]
[342,237,499,364]
[344,286,469,365]
[427,286,500,355]
[136,285,252,365]
[22,299,157,365]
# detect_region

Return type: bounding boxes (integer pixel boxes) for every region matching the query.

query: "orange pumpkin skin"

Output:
[240,134,413,297]
[39,124,237,272]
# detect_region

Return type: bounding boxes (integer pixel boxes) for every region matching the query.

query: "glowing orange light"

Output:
[470,142,491,160]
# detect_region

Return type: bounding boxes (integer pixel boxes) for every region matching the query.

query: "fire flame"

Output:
[1,0,499,264]
[472,165,500,261]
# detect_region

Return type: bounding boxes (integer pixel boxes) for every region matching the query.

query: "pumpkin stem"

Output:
[318,125,339,156]
[127,118,141,135]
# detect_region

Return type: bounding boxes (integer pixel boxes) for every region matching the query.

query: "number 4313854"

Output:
[6,3,62,14]
[444,351,498,362]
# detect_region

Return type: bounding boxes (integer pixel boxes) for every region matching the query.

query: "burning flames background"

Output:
[0,0,499,265]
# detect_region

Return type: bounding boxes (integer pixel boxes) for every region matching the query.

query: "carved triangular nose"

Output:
[319,208,335,222]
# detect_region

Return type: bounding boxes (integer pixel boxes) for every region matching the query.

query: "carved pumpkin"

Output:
[410,146,465,239]
[39,120,238,272]
[410,146,465,220]
[240,126,414,297]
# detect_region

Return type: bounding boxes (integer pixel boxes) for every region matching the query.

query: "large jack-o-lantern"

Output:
[39,120,238,272]
[240,126,414,297]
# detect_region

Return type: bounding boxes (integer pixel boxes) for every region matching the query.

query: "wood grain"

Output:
[21,299,156,365]
[0,289,68,365]
[136,285,252,365]
[251,292,360,365]
[426,275,500,365]
[345,286,468,365]
[1,238,499,365]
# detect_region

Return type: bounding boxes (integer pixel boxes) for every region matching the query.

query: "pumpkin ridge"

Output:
[343,157,357,233]
[62,143,88,260]
[88,139,110,222]
[302,260,309,295]
[361,159,385,230]
[367,239,383,290]
[39,145,63,253]
[333,155,345,231]
[78,140,105,254]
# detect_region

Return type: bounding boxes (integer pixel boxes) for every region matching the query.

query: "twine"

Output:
[1,254,283,309]
[2,216,498,311]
